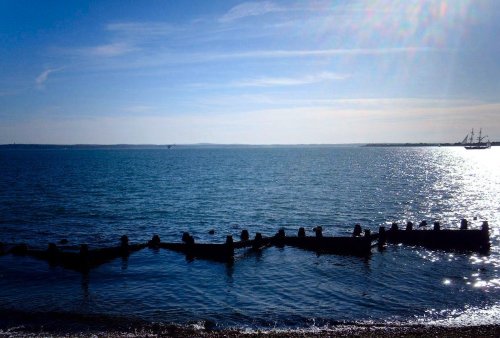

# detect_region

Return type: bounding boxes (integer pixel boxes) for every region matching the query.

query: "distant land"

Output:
[0,143,359,149]
[0,142,498,149]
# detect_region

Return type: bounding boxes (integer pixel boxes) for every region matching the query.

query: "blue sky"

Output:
[1,0,500,144]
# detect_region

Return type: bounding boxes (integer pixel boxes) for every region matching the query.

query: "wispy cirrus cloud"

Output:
[183,46,434,63]
[53,22,179,60]
[233,72,349,87]
[106,22,178,37]
[54,42,138,58]
[132,47,434,68]
[219,1,283,23]
[35,67,64,90]
[122,105,156,114]
[87,42,138,57]
[218,47,435,59]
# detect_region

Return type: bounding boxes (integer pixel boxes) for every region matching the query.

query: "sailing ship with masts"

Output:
[462,128,491,150]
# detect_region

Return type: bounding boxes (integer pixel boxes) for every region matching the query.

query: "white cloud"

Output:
[232,72,349,87]
[122,105,155,113]
[55,42,138,58]
[87,42,138,57]
[35,67,63,90]
[219,1,282,22]
[223,47,434,59]
[115,47,433,70]
[107,22,174,34]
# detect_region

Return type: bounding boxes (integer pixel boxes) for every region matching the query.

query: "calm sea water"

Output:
[0,146,499,329]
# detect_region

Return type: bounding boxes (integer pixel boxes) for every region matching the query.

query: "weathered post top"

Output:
[277,228,286,238]
[150,234,161,246]
[460,219,468,230]
[240,229,249,241]
[298,227,306,238]
[353,224,362,237]
[406,221,413,231]
[315,226,323,238]
[182,232,191,243]
[120,235,129,248]
[433,221,440,231]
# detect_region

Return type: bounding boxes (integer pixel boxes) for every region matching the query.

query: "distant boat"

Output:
[462,128,491,150]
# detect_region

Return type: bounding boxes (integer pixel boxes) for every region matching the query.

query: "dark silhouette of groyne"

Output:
[0,219,490,271]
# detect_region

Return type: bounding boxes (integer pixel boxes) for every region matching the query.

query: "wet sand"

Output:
[1,310,499,337]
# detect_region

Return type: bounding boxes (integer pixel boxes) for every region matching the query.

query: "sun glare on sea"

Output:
[436,147,500,227]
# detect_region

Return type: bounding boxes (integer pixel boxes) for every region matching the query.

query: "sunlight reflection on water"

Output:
[424,147,499,224]
[418,304,500,327]
[412,149,500,293]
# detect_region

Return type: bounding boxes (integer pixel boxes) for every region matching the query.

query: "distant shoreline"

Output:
[0,143,498,150]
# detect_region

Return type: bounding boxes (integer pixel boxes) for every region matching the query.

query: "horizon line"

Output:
[2,142,495,147]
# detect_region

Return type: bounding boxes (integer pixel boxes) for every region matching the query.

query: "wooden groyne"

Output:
[1,235,146,271]
[378,219,490,253]
[0,219,491,270]
[271,226,375,256]
[148,233,235,262]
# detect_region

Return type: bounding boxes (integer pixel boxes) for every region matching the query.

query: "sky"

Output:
[1,0,500,144]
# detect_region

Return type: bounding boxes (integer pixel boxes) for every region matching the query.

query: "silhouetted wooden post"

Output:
[277,228,285,239]
[480,221,490,252]
[298,227,305,238]
[182,232,194,245]
[364,229,371,238]
[391,222,398,231]
[240,229,249,241]
[460,218,468,230]
[378,226,386,246]
[315,226,323,238]
[274,228,285,247]
[406,221,413,231]
[120,235,129,249]
[433,221,440,231]
[482,221,489,233]
[149,235,161,248]
[353,224,362,237]
[253,232,263,250]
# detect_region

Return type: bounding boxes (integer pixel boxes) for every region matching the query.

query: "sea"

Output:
[0,146,499,331]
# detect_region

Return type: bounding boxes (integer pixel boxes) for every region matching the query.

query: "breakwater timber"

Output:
[0,220,490,269]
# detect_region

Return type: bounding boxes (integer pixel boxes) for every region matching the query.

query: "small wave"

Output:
[413,304,500,327]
